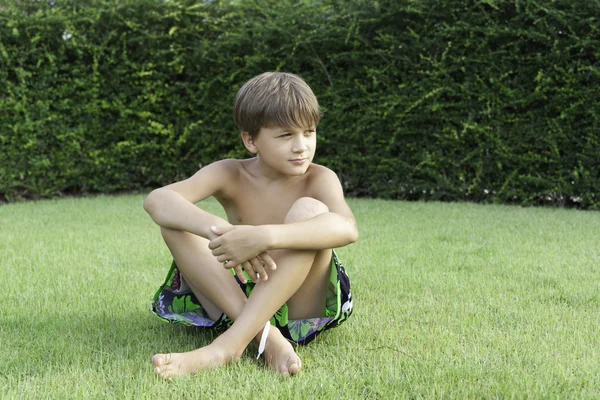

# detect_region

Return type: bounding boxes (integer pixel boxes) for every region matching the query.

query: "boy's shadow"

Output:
[3,309,217,378]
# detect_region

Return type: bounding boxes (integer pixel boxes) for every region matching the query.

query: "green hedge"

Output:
[1,0,598,209]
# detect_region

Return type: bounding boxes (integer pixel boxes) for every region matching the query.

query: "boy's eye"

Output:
[278,133,292,138]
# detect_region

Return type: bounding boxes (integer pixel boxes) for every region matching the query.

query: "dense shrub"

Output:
[1,0,598,208]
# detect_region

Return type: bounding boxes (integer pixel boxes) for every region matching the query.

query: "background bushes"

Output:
[1,0,598,208]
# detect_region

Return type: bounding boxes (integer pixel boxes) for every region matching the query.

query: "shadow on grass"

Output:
[3,310,219,378]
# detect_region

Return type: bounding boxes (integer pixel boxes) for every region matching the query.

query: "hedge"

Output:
[1,0,598,209]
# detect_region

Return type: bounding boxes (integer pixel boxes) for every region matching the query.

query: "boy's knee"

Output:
[160,226,181,240]
[284,197,329,224]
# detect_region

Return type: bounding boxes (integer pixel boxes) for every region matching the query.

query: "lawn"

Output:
[1,195,599,399]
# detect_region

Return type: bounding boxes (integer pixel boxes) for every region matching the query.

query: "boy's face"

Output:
[243,125,317,176]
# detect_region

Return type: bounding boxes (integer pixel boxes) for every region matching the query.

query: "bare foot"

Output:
[152,344,240,380]
[261,328,302,376]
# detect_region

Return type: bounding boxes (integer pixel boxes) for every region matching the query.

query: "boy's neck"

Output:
[250,156,306,183]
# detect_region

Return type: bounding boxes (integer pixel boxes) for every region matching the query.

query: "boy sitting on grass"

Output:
[144,72,357,378]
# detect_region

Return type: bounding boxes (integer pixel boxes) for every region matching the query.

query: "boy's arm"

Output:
[264,167,358,250]
[211,167,357,265]
[143,160,234,239]
[207,167,356,281]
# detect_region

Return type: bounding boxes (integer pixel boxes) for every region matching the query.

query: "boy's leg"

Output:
[157,228,292,357]
[153,198,331,378]
[154,224,309,377]
[159,227,247,321]
[218,197,332,345]
[274,198,332,320]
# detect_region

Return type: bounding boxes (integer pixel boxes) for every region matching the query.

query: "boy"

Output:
[144,72,357,379]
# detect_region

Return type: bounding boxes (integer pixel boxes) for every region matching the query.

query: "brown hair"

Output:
[233,72,321,137]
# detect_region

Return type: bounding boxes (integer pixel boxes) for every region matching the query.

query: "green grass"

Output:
[1,195,599,399]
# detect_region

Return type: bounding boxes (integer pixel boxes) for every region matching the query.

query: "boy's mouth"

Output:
[290,158,308,164]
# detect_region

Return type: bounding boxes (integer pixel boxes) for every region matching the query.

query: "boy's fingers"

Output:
[250,257,268,281]
[243,262,259,283]
[259,252,277,271]
[236,264,247,283]
[212,249,223,258]
[208,239,220,250]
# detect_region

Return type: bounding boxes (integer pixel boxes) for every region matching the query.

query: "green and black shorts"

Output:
[151,251,353,345]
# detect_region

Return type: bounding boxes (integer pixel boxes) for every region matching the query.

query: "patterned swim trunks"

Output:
[151,251,353,345]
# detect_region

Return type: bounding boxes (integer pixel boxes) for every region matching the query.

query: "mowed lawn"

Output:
[1,194,598,399]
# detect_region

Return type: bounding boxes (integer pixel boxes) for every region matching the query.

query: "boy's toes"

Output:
[158,366,173,379]
[279,367,289,377]
[288,359,301,375]
[152,354,166,368]
[153,363,175,380]
[278,358,301,377]
[152,353,173,366]
[152,353,176,379]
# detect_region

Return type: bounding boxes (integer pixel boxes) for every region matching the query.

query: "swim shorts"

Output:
[151,251,353,345]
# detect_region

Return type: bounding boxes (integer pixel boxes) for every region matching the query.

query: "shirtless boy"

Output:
[143,72,357,378]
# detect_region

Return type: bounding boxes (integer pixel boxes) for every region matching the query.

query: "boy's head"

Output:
[233,72,321,137]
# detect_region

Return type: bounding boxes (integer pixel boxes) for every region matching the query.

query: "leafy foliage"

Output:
[1,0,598,208]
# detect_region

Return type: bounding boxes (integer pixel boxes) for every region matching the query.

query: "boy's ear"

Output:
[241,131,258,154]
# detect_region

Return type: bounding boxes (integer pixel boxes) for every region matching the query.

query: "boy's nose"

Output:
[292,138,308,153]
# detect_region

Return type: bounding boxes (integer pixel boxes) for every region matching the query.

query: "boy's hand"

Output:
[209,225,277,283]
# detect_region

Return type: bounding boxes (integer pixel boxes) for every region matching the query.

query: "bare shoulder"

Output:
[306,163,354,218]
[202,158,243,194]
[190,158,241,183]
[306,163,344,199]
[211,158,244,175]
[210,158,242,170]
[160,158,242,203]
[306,163,342,188]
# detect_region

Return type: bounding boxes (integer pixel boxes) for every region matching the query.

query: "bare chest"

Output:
[217,174,311,226]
